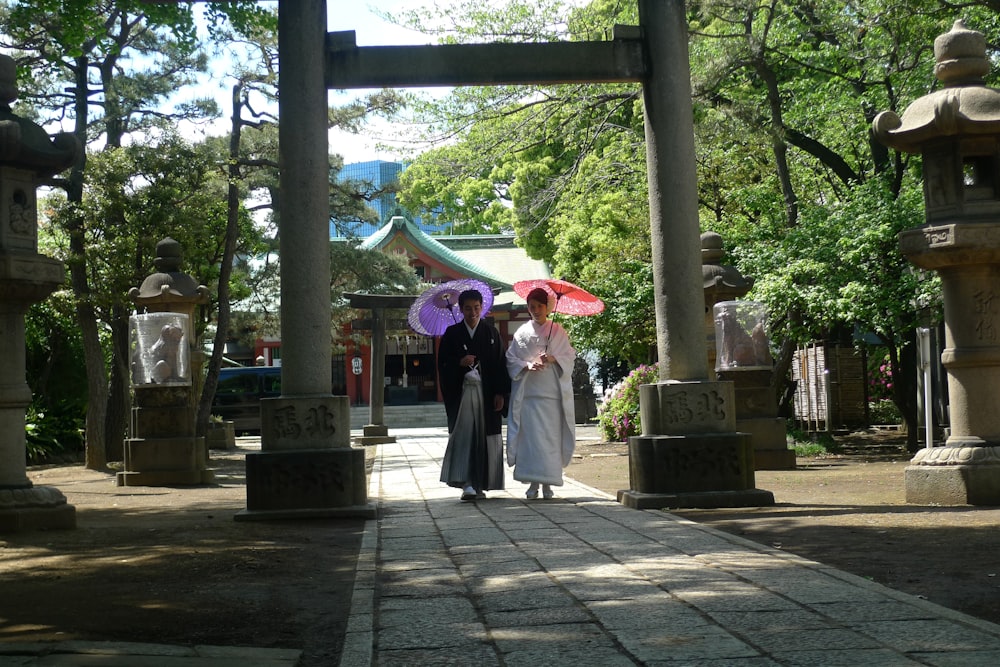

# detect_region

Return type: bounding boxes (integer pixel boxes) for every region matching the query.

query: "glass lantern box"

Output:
[713,300,774,371]
[130,312,191,386]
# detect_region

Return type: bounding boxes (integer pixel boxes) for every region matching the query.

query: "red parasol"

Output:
[513,278,604,315]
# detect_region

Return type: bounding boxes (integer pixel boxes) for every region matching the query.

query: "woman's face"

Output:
[528,298,549,323]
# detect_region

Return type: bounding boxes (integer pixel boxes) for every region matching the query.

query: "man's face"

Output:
[461,299,483,328]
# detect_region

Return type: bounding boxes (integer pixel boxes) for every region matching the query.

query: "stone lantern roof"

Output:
[873,20,1000,153]
[0,55,79,176]
[129,237,210,308]
[702,231,752,299]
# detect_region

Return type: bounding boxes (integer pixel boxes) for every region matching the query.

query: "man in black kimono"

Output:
[437,289,509,501]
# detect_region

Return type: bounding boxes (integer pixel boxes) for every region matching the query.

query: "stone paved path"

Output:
[342,429,1000,666]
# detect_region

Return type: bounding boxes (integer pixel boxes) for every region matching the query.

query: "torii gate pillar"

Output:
[238,0,375,521]
[618,0,772,509]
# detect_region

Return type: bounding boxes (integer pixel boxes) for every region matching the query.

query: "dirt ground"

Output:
[0,445,366,666]
[570,429,1000,627]
[2,430,999,666]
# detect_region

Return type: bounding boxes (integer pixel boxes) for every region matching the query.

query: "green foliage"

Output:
[47,136,241,325]
[564,259,655,366]
[786,425,839,457]
[728,179,934,347]
[867,350,894,401]
[597,362,658,442]
[869,399,902,425]
[4,1,273,58]
[24,292,87,463]
[25,403,84,465]
[25,294,87,407]
[397,142,518,235]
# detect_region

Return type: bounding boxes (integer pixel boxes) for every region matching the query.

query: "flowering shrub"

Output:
[868,351,893,401]
[597,363,659,442]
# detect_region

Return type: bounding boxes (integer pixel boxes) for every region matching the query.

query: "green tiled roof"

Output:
[361,217,517,288]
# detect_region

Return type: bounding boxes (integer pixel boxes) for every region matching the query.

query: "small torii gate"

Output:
[243,0,772,518]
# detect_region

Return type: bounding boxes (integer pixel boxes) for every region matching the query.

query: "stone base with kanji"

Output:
[237,395,375,520]
[236,448,376,520]
[619,380,775,510]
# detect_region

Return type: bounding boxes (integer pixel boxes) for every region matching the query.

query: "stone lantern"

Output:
[118,237,213,486]
[702,233,795,470]
[0,54,80,530]
[702,232,753,374]
[873,20,1000,504]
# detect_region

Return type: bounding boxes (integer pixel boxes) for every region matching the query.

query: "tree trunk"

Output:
[104,310,131,462]
[772,335,797,418]
[67,55,109,471]
[888,330,920,453]
[897,332,920,453]
[746,12,799,229]
[196,81,246,437]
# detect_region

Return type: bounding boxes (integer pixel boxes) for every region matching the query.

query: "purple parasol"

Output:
[408,279,495,336]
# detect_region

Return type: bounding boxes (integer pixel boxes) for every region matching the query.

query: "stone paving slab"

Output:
[341,429,1000,667]
[0,642,301,666]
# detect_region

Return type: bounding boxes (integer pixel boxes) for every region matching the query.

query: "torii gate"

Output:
[242,0,772,519]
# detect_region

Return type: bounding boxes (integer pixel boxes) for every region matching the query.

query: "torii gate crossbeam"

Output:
[324,1,705,383]
[326,27,645,88]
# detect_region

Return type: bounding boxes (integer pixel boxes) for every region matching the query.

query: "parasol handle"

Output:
[546,295,562,345]
[443,294,459,322]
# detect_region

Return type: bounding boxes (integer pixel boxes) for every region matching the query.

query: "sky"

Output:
[326,0,441,163]
[182,0,440,165]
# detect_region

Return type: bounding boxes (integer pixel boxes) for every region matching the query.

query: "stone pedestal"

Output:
[117,385,214,486]
[0,486,75,531]
[121,240,213,487]
[206,421,236,450]
[618,380,774,509]
[720,370,795,470]
[356,423,395,446]
[702,241,793,471]
[236,395,376,520]
[898,224,1000,505]
[905,445,1000,505]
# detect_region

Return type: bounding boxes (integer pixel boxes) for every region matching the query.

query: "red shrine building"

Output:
[251,216,549,406]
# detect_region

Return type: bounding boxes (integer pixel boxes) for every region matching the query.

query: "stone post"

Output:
[874,20,1000,505]
[119,238,213,486]
[618,0,774,509]
[344,292,418,446]
[238,0,374,520]
[0,55,79,531]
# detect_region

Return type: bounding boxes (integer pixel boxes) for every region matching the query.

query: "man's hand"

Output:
[493,395,505,412]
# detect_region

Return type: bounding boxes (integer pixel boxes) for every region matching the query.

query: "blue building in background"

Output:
[331,160,444,238]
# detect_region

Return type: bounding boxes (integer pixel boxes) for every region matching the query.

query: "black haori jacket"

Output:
[437,320,510,435]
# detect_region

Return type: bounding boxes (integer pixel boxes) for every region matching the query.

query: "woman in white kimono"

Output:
[505,287,576,499]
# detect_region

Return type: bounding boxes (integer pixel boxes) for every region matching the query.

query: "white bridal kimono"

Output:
[505,319,576,485]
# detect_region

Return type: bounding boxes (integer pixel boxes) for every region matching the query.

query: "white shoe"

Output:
[542,484,554,499]
[526,483,539,500]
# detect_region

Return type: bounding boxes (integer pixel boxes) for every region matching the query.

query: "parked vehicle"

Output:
[211,366,281,434]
